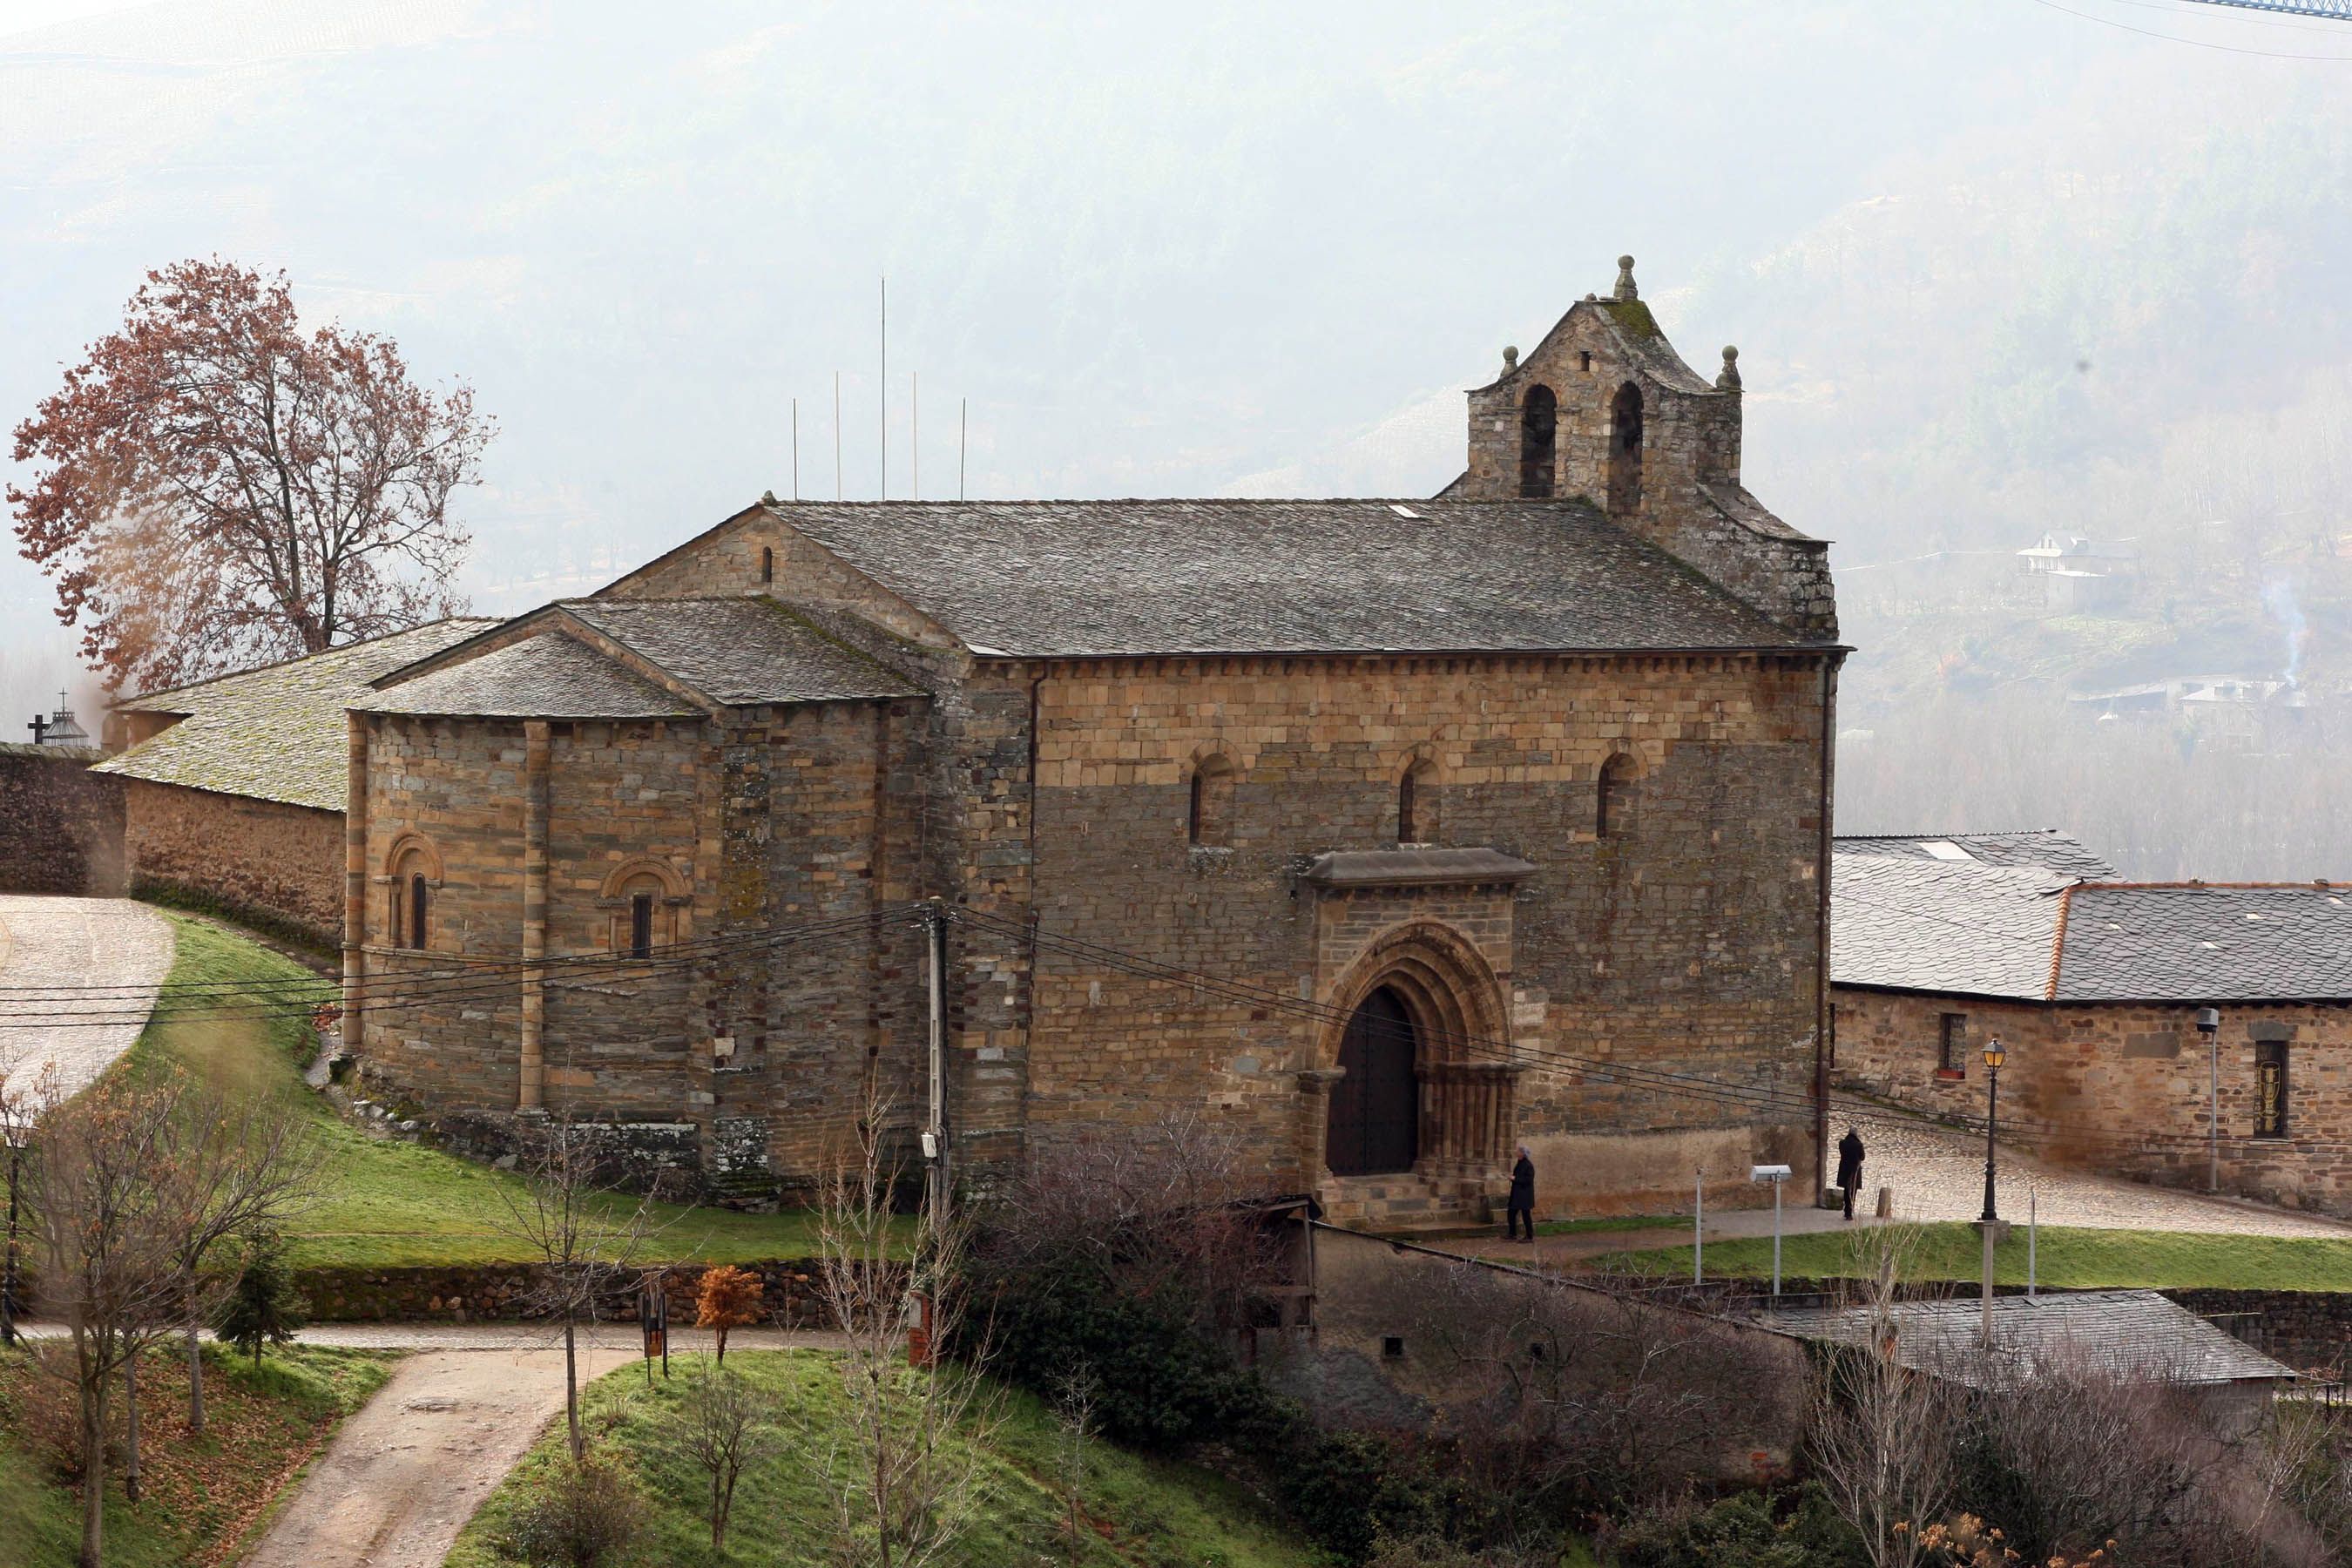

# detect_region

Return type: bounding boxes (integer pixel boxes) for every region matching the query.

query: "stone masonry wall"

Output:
[1836,987,2352,1213]
[0,743,122,896]
[1005,651,1832,1216]
[122,777,340,943]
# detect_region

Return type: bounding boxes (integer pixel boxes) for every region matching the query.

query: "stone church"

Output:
[148,258,1843,1223]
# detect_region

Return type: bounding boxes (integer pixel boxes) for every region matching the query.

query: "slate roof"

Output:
[1835,830,2119,880]
[357,631,702,720]
[614,499,1829,659]
[1832,853,2071,1001]
[1765,1290,2300,1390]
[1834,853,2352,1004]
[556,598,920,705]
[95,619,496,811]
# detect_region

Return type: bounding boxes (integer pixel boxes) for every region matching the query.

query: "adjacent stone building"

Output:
[93,621,491,946]
[1833,832,2352,1214]
[106,260,1848,1222]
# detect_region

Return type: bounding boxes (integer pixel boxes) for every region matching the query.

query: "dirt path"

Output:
[0,894,174,1097]
[240,1327,837,1568]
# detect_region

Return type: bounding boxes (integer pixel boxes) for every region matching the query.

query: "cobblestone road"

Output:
[0,895,175,1098]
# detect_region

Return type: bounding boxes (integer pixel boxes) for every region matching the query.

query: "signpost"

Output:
[639,1274,670,1383]
[1751,1164,1792,1298]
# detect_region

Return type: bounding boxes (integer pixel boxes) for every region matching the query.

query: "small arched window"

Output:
[1188,754,1235,848]
[1597,753,1640,840]
[1607,382,1644,516]
[1518,384,1558,499]
[1398,759,1440,845]
[406,874,429,951]
[760,544,774,585]
[628,892,655,958]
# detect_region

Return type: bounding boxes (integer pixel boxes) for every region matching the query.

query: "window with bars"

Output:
[2256,1039,2289,1139]
[1938,1013,1968,1074]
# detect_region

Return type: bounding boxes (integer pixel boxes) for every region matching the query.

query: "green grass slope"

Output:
[447,1349,1320,1568]
[137,915,828,1269]
[1606,1220,2352,1292]
[0,1343,394,1568]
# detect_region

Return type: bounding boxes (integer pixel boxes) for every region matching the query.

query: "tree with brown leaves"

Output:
[9,257,490,693]
[694,1263,763,1367]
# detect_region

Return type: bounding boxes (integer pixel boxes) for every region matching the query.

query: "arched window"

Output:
[1607,382,1644,516]
[1597,753,1640,840]
[760,544,774,585]
[406,874,429,951]
[1188,754,1235,848]
[602,858,689,955]
[385,835,442,950]
[1398,758,1439,845]
[1518,384,1557,499]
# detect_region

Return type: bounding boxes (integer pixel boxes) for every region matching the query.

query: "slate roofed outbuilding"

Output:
[96,618,497,812]
[1835,829,2118,880]
[1765,1290,2299,1391]
[1834,852,2352,1004]
[608,498,1830,659]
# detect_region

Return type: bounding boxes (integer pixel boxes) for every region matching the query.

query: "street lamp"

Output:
[1978,1035,2006,1352]
[2196,1008,2221,1193]
[2,1126,24,1350]
[1979,1036,2006,1225]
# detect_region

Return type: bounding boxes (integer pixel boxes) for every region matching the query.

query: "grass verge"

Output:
[135,915,835,1269]
[446,1348,1320,1568]
[0,1342,395,1568]
[1604,1220,2352,1291]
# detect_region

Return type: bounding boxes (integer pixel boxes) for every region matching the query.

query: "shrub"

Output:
[693,1264,764,1365]
[215,1229,307,1365]
[498,1446,645,1568]
[1608,1484,1867,1568]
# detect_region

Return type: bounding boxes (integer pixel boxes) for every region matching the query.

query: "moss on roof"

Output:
[94,619,497,811]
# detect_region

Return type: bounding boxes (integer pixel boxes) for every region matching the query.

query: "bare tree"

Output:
[673,1361,781,1551]
[163,1083,324,1432]
[810,1089,1000,1568]
[24,1070,194,1568]
[488,1115,665,1462]
[1807,1226,1957,1568]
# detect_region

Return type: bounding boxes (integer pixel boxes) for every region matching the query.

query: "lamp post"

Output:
[2,1127,24,1349]
[2196,1008,2221,1193]
[1978,1035,2006,1351]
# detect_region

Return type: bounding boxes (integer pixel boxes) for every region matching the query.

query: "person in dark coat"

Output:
[1835,1127,1866,1220]
[1504,1145,1537,1241]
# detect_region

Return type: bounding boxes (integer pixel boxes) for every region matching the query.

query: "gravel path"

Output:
[239,1326,840,1568]
[0,895,175,1098]
[1843,1098,2352,1239]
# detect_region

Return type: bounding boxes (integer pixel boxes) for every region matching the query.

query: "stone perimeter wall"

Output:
[0,743,124,896]
[1836,987,2352,1213]
[121,777,341,944]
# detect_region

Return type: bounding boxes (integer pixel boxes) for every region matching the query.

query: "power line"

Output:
[2030,0,2352,57]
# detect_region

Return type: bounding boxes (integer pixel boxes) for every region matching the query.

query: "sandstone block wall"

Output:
[1836,987,2352,1214]
[0,744,124,896]
[121,777,339,942]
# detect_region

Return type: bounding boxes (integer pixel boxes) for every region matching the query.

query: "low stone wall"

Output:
[294,1257,842,1325]
[0,743,124,896]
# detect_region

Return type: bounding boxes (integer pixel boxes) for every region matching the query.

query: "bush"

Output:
[215,1230,307,1364]
[497,1446,645,1568]
[1607,1484,1867,1568]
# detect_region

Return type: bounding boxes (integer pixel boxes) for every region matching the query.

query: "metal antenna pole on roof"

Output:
[879,274,887,501]
[959,397,967,501]
[791,397,799,502]
[834,372,842,502]
[912,371,919,501]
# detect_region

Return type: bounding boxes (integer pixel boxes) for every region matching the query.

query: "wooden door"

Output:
[1328,988,1419,1175]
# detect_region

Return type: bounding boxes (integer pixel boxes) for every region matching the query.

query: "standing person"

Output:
[1505,1145,1537,1242]
[1835,1126,1866,1221]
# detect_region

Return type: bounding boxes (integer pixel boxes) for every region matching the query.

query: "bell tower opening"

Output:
[1518,385,1558,499]
[1607,382,1644,516]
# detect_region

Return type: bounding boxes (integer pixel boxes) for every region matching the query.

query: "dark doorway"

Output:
[1328,987,1419,1175]
[1519,385,1558,498]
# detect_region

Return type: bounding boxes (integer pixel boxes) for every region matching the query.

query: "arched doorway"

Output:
[1328,986,1419,1175]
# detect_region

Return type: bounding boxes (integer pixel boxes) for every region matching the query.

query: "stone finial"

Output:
[760,488,779,505]
[1613,254,1638,301]
[1716,345,1741,391]
[1502,345,1519,373]
[1584,293,1598,302]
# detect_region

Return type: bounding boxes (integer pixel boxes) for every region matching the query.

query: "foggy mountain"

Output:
[5,1,2348,875]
